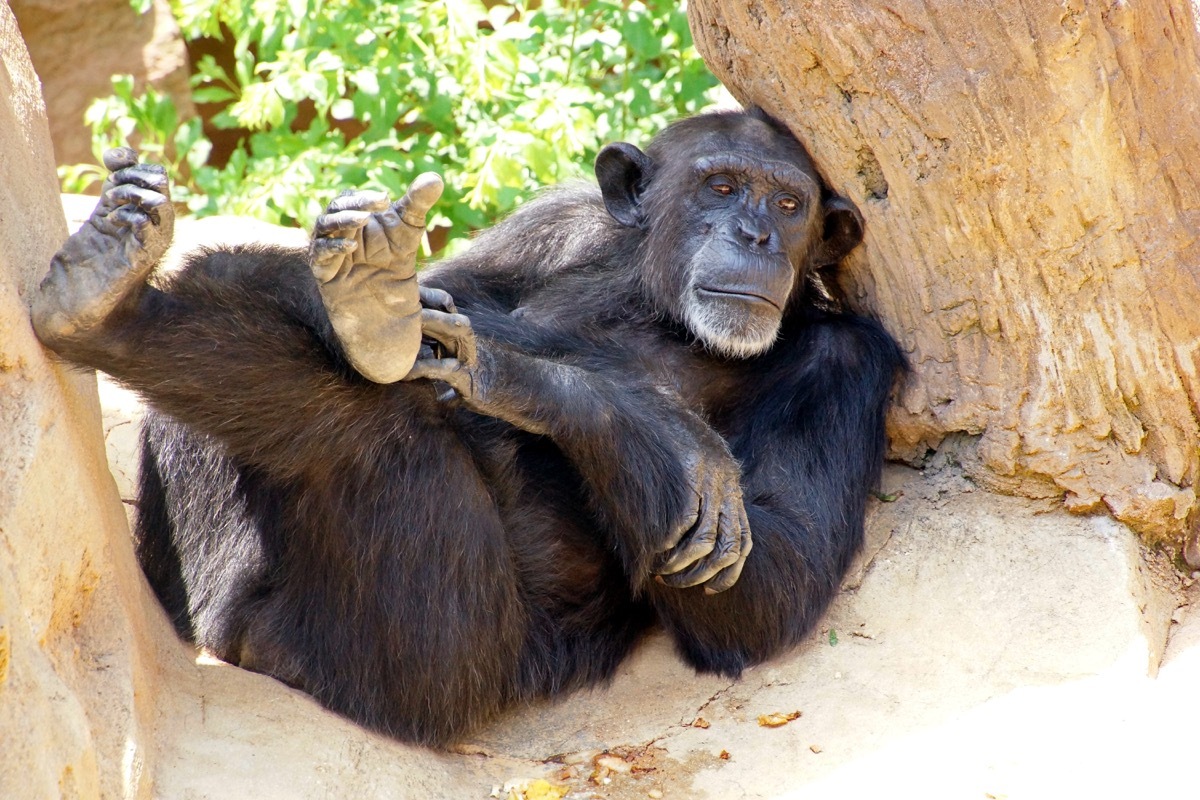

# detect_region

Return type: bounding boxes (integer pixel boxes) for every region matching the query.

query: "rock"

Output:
[11,0,193,169]
[1185,533,1200,570]
[0,6,157,796]
[688,1,1200,545]
[471,465,1188,798]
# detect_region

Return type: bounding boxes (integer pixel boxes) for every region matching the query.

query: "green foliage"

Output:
[65,0,721,251]
[60,75,210,195]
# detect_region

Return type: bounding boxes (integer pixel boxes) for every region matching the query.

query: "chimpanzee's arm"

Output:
[403,322,752,592]
[646,316,903,675]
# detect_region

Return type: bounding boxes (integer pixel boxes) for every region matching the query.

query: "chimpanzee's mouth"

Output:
[695,286,782,311]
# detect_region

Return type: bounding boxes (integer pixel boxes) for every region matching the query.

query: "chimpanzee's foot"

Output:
[309,174,443,383]
[32,148,174,347]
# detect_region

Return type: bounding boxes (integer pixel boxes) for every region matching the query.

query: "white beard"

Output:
[681,274,783,359]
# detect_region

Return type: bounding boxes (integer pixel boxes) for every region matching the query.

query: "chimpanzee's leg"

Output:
[30,151,541,745]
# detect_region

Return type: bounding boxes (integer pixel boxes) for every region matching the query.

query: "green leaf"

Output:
[82,0,720,247]
[192,86,237,104]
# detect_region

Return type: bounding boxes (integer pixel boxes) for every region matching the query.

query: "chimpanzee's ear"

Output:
[811,195,864,267]
[595,142,655,228]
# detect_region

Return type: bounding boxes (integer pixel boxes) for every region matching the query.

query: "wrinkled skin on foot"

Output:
[309,175,444,383]
[31,147,174,345]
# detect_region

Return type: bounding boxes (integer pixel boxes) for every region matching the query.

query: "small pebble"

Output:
[648,791,664,799]
[595,755,632,774]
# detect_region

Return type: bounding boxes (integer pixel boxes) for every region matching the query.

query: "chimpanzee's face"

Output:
[596,112,862,358]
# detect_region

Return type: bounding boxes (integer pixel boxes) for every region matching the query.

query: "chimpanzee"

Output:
[31,108,903,746]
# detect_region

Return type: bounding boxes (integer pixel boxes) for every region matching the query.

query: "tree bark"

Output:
[689,0,1200,547]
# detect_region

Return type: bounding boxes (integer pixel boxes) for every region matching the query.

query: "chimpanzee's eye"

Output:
[776,195,800,214]
[707,175,736,196]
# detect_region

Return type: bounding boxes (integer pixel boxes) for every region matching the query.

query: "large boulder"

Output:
[10,0,193,168]
[0,6,159,796]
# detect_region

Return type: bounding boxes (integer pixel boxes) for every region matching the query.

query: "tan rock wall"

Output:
[689,0,1200,545]
[0,6,170,798]
[10,0,192,168]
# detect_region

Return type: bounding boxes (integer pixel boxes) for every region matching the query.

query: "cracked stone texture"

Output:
[78,218,1197,799]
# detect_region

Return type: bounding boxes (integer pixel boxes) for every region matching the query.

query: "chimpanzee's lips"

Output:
[695,286,783,311]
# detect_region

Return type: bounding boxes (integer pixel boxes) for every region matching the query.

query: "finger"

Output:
[377,174,442,270]
[419,308,476,364]
[703,553,748,594]
[326,190,390,214]
[704,507,753,594]
[313,209,374,237]
[106,183,170,214]
[309,237,356,282]
[109,165,170,194]
[656,513,717,576]
[419,285,457,314]
[658,550,725,589]
[103,147,139,173]
[661,487,702,552]
[394,173,443,228]
[110,204,152,232]
[106,188,168,227]
[697,515,744,591]
[402,357,473,398]
[667,512,740,585]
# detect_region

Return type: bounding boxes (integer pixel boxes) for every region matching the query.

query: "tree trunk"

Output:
[689,0,1200,548]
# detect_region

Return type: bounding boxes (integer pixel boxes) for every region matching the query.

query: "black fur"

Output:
[63,110,903,745]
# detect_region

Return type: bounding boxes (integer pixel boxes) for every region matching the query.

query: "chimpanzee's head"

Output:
[595,109,863,358]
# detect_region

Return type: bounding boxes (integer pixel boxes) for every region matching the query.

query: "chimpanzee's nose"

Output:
[737,218,771,246]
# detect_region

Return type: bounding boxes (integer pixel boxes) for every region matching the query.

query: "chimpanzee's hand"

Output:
[399,292,483,400]
[654,434,752,594]
[399,299,551,432]
[32,147,174,345]
[310,174,443,383]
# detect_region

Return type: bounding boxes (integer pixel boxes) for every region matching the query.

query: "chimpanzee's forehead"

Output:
[715,116,814,166]
[649,113,816,173]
